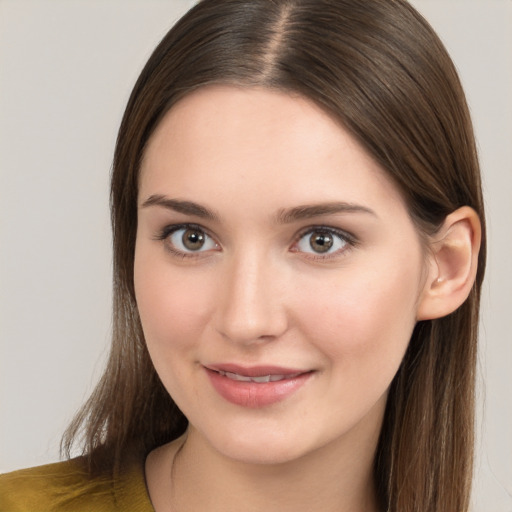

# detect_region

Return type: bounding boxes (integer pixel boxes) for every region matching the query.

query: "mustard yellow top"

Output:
[0,455,155,512]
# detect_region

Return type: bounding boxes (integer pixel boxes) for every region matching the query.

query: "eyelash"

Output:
[154,223,218,259]
[291,225,357,261]
[154,223,358,260]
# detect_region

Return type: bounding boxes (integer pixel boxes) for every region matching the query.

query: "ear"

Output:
[416,206,481,321]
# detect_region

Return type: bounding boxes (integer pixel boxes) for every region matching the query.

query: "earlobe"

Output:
[416,206,481,321]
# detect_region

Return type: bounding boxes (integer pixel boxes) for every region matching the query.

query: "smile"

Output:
[215,370,304,383]
[205,365,313,408]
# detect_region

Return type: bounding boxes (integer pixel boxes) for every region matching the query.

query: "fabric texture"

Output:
[0,454,154,512]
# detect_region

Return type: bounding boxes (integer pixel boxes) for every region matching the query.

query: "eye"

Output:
[161,225,219,255]
[294,228,351,256]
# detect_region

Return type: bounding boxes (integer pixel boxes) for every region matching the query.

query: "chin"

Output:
[197,414,352,468]
[216,437,307,466]
[192,419,314,466]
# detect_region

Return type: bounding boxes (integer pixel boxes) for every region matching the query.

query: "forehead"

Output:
[139,85,407,221]
[142,85,349,173]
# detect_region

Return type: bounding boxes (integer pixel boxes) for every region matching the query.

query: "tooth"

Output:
[251,375,271,383]
[225,371,252,382]
[218,370,304,383]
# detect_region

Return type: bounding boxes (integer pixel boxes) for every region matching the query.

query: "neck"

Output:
[181,430,378,512]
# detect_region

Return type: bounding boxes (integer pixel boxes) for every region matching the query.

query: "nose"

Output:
[214,252,289,345]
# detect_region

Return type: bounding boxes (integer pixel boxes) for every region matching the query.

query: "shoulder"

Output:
[0,458,112,512]
[0,456,154,512]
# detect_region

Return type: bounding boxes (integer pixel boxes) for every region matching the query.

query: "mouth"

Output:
[213,370,305,383]
[204,364,313,408]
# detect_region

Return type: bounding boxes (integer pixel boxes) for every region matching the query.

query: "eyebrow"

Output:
[141,195,376,223]
[141,195,219,221]
[275,202,377,223]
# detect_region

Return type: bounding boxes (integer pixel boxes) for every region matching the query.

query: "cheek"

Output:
[134,252,219,404]
[295,256,422,373]
[134,250,215,354]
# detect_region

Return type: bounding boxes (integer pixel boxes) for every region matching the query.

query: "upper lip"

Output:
[204,363,309,377]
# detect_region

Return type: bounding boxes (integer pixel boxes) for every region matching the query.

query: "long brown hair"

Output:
[62,1,486,510]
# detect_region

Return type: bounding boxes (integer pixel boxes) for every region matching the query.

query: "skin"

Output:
[135,85,439,512]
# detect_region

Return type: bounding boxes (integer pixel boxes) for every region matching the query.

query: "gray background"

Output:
[0,1,510,510]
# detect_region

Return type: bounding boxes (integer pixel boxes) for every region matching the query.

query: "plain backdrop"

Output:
[0,1,511,510]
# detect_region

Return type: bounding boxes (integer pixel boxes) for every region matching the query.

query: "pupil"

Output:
[310,232,333,253]
[183,229,205,250]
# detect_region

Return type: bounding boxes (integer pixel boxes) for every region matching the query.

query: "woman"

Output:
[0,0,485,511]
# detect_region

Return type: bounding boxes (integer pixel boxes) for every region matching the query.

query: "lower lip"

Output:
[205,369,312,408]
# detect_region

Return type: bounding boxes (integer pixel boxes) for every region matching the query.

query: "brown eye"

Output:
[182,228,206,250]
[309,232,333,253]
[295,228,349,256]
[166,226,218,254]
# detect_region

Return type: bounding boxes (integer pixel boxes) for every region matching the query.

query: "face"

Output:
[134,86,430,465]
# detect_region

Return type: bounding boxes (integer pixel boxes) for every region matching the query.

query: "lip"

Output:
[204,364,313,408]
[206,363,307,377]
